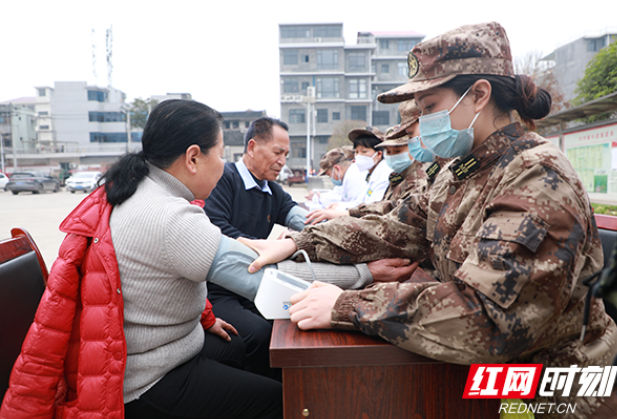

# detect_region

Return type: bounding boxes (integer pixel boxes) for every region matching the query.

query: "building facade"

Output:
[543,29,617,103]
[279,23,424,171]
[220,110,267,163]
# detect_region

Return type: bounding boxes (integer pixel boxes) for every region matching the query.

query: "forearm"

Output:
[290,213,427,264]
[277,260,373,289]
[348,201,395,218]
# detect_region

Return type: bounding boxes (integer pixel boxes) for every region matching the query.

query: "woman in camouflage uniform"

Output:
[240,22,617,417]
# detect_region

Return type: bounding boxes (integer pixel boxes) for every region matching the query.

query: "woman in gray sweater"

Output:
[104,99,282,419]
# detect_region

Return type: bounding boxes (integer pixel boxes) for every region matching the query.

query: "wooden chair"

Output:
[0,228,48,401]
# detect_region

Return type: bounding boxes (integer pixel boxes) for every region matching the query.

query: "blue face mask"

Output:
[330,168,343,186]
[418,87,481,158]
[407,137,435,163]
[385,151,412,174]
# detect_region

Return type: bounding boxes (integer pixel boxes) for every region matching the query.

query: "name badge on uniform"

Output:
[367,189,373,196]
[453,155,479,180]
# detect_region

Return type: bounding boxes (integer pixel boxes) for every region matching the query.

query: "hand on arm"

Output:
[289,281,343,330]
[305,208,350,225]
[236,237,298,273]
[205,318,238,342]
[368,258,420,283]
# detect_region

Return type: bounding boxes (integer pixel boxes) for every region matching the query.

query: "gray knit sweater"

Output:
[110,164,221,403]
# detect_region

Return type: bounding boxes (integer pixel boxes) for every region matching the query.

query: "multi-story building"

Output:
[0,100,38,170]
[1,82,129,174]
[220,110,267,162]
[279,23,424,171]
[542,29,617,103]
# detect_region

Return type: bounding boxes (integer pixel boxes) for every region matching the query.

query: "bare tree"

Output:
[327,120,367,150]
[514,51,570,114]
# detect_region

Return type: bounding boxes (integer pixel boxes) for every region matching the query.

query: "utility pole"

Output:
[303,86,315,181]
[126,107,131,153]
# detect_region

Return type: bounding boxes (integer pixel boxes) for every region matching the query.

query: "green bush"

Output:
[591,203,617,216]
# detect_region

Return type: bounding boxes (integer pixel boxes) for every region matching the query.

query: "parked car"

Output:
[65,171,103,193]
[276,165,294,184]
[6,172,61,194]
[0,173,9,191]
[287,169,306,186]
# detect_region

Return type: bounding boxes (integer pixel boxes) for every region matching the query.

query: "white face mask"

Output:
[355,152,377,172]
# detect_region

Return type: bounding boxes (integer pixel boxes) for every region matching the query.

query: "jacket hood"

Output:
[59,186,112,237]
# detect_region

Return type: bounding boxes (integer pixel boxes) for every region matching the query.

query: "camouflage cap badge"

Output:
[407,52,419,78]
[378,21,514,104]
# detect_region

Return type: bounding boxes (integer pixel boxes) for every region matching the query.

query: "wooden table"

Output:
[270,320,500,419]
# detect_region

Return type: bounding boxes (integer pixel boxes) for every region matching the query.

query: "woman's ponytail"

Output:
[102,152,149,206]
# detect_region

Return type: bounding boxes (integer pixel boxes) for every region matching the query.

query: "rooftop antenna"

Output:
[106,26,113,87]
[91,28,97,81]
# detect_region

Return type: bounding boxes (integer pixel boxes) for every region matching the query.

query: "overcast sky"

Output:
[2,0,616,118]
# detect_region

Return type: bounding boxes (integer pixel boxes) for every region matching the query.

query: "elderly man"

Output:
[204,117,307,240]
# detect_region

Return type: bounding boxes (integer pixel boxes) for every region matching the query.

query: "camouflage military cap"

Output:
[386,100,421,139]
[378,22,514,104]
[348,126,386,143]
[318,148,350,176]
[376,134,411,148]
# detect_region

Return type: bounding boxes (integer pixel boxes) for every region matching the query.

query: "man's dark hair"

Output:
[244,117,289,152]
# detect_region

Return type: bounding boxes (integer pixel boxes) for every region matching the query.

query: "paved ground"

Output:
[0,183,310,269]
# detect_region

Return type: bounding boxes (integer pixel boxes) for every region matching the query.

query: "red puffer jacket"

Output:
[1,187,215,418]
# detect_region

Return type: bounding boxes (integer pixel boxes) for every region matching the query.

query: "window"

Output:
[301,81,310,91]
[281,26,310,38]
[283,49,298,65]
[39,125,50,130]
[283,78,299,93]
[292,142,306,158]
[289,109,306,123]
[348,79,367,99]
[90,132,126,143]
[245,121,250,128]
[381,64,389,73]
[316,109,328,123]
[347,52,366,72]
[351,106,367,122]
[87,90,107,102]
[372,111,390,126]
[398,62,407,76]
[587,38,606,52]
[398,40,415,51]
[332,112,340,121]
[88,112,126,122]
[380,39,389,49]
[224,121,230,129]
[233,121,239,129]
[316,77,340,98]
[313,26,341,38]
[38,88,46,97]
[371,63,376,73]
[317,50,339,70]
[38,111,49,116]
[302,54,310,63]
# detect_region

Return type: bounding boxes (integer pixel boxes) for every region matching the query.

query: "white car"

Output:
[0,173,8,191]
[65,171,103,193]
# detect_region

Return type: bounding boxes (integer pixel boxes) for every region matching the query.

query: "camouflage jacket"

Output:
[347,160,429,218]
[291,123,617,414]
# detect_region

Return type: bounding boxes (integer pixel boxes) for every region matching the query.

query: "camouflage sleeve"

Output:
[347,200,396,218]
[290,196,430,265]
[331,162,602,364]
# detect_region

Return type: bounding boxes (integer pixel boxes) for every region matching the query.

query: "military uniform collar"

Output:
[449,122,524,180]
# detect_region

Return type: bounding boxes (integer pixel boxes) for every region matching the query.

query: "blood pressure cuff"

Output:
[285,205,309,232]
[205,235,275,300]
